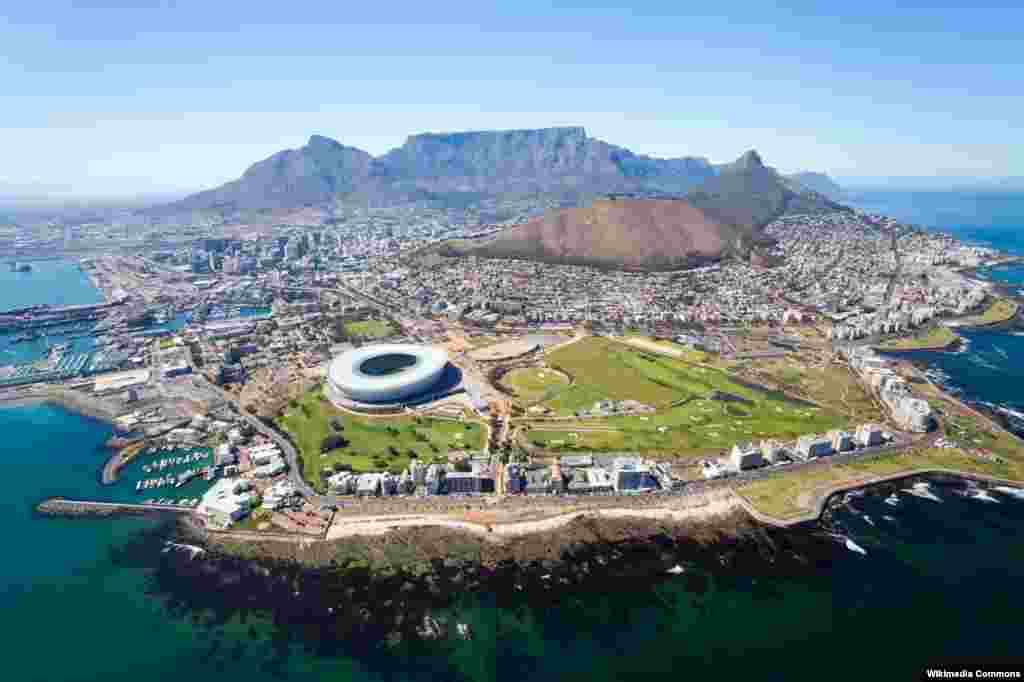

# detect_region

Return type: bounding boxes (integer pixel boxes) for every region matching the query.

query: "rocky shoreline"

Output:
[109,508,845,671]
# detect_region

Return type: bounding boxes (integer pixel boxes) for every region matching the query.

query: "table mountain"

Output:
[150,127,717,214]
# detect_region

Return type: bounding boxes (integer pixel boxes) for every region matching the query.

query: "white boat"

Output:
[884,493,900,506]
[862,514,875,526]
[882,515,896,522]
[136,481,142,492]
[666,564,686,575]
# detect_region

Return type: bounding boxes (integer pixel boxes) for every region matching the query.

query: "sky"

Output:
[1,0,1022,198]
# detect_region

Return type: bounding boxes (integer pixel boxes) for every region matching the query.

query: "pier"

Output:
[35,498,194,518]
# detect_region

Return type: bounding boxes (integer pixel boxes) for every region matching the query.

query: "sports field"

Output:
[499,366,570,403]
[276,389,484,491]
[343,319,397,339]
[527,336,848,452]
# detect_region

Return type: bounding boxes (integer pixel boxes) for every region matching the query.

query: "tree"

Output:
[321,434,349,452]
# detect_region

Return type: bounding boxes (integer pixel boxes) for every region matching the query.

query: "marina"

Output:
[120,445,216,505]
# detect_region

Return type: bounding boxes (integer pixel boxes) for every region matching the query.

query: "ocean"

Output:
[3,192,1024,681]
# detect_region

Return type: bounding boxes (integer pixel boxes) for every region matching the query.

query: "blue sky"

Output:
[1,1,1022,197]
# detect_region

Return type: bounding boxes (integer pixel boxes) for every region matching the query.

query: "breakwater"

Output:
[35,498,193,518]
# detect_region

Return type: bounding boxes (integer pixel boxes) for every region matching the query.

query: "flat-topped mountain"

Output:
[151,127,719,214]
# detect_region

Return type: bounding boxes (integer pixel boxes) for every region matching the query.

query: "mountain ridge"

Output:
[151,127,726,214]
[464,150,847,271]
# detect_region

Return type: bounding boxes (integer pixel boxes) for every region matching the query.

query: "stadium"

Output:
[325,343,453,408]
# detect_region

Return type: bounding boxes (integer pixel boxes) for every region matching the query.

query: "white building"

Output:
[263,479,298,509]
[829,430,854,452]
[248,443,281,466]
[254,456,287,478]
[760,440,785,464]
[730,443,765,470]
[895,396,933,432]
[795,435,834,460]
[857,423,885,447]
[197,478,254,529]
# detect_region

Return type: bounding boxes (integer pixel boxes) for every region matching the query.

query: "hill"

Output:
[468,150,846,271]
[469,197,741,270]
[151,127,718,215]
[784,171,844,200]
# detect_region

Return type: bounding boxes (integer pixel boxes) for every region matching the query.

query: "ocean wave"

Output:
[968,354,1002,371]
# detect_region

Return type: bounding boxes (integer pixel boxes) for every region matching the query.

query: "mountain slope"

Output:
[158,135,375,212]
[694,151,846,229]
[154,127,717,213]
[470,198,740,270]
[784,171,844,201]
[468,150,846,271]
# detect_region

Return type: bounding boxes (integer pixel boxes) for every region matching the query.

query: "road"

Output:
[187,373,338,506]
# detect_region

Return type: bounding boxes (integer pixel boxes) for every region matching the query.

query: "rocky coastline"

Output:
[109,508,845,673]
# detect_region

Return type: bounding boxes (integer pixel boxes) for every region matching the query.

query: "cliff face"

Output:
[154,127,717,213]
[167,135,375,211]
[693,150,846,230]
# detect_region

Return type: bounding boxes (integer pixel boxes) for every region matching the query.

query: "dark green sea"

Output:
[4,193,1024,680]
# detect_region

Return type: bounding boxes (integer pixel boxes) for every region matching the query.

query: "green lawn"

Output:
[500,367,570,403]
[876,326,957,351]
[543,337,691,414]
[739,446,1024,520]
[951,298,1019,327]
[343,319,397,339]
[276,390,485,491]
[525,392,843,454]
[527,336,848,453]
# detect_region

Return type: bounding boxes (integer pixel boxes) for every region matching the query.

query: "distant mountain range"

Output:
[150,127,737,215]
[783,171,845,201]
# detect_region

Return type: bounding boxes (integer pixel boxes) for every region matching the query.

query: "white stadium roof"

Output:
[326,343,448,404]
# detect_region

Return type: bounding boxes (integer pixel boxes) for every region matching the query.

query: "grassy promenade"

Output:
[738,445,1024,521]
[740,382,1024,521]
[875,326,958,351]
[276,390,484,491]
[955,298,1019,327]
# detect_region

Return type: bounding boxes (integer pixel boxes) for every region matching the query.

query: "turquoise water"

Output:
[852,190,1024,419]
[0,260,104,363]
[0,259,103,312]
[5,195,1024,682]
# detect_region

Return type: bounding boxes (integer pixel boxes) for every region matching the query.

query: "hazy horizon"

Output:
[3,2,1022,198]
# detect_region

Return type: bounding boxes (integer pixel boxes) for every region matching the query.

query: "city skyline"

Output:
[2,1,1022,198]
